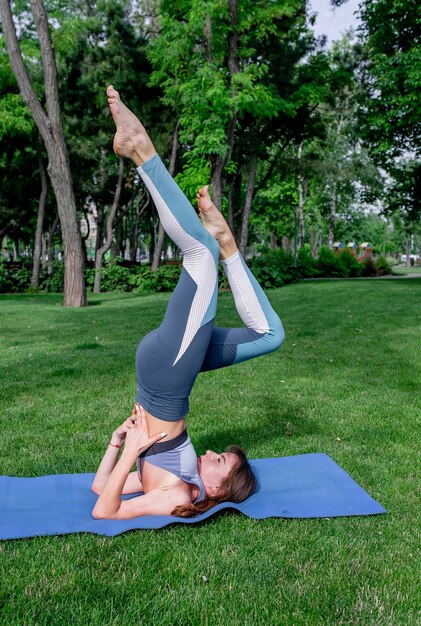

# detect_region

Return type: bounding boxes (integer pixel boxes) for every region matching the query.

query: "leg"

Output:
[195,192,285,372]
[107,86,220,419]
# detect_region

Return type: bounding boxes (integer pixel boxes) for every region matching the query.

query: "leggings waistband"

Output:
[138,429,188,459]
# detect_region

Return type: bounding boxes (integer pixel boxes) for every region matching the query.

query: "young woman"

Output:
[92,86,285,520]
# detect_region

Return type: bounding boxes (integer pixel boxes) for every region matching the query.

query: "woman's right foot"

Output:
[106,85,157,166]
[196,186,238,259]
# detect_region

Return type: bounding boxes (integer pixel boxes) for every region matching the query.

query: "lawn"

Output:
[0,279,420,625]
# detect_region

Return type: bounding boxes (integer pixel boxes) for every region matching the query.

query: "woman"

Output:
[92,86,285,520]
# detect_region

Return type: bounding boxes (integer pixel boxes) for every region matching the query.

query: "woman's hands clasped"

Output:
[113,404,167,456]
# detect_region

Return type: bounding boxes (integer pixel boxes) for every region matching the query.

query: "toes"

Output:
[106,85,119,99]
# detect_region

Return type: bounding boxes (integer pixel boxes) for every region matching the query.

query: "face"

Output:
[198,450,239,496]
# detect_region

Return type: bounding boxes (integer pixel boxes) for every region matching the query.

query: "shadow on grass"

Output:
[193,399,319,453]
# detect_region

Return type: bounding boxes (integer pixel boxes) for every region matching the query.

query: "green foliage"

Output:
[0,260,31,293]
[42,261,65,293]
[248,248,296,288]
[316,245,349,278]
[98,264,132,292]
[295,247,318,278]
[337,249,362,278]
[129,264,182,293]
[359,0,421,164]
[375,255,393,276]
[85,261,182,294]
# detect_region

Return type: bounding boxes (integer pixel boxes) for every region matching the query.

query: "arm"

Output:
[92,412,137,494]
[95,486,190,520]
[92,411,167,519]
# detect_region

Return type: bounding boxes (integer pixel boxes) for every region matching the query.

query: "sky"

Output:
[309,0,361,44]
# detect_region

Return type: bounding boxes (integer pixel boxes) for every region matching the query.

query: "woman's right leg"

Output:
[107,86,220,420]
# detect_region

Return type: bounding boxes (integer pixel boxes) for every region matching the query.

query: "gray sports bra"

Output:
[136,430,205,503]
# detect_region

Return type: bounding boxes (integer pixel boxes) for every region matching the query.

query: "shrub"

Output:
[338,249,362,277]
[361,256,377,277]
[98,263,131,291]
[0,260,31,293]
[296,247,318,278]
[128,264,182,293]
[41,261,65,292]
[375,255,392,276]
[248,248,296,288]
[316,246,349,278]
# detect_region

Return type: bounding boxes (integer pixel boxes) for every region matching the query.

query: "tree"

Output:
[148,0,318,255]
[358,0,421,165]
[0,0,86,306]
[383,161,421,266]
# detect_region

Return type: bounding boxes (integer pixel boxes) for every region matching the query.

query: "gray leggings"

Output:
[135,155,285,421]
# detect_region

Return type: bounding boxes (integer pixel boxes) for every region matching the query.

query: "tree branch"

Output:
[0,0,49,137]
[30,0,61,126]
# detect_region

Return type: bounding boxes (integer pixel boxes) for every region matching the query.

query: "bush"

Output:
[316,246,349,278]
[338,249,362,277]
[98,263,131,291]
[361,256,377,277]
[41,261,65,292]
[128,264,182,293]
[248,248,296,288]
[0,259,31,293]
[296,247,318,278]
[375,255,392,276]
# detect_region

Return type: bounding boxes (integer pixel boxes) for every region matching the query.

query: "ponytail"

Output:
[171,445,256,518]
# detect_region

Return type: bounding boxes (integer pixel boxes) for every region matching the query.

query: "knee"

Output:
[268,316,285,351]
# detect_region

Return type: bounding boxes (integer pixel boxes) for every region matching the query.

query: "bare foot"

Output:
[196,186,238,259]
[106,85,157,166]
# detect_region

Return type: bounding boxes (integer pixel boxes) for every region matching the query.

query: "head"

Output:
[171,445,257,518]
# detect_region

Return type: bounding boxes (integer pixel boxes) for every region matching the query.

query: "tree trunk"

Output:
[95,204,104,256]
[47,214,59,274]
[31,144,47,288]
[329,182,337,250]
[297,143,306,248]
[269,231,277,249]
[41,232,47,269]
[209,0,238,211]
[152,121,179,271]
[281,237,290,253]
[239,153,257,257]
[405,234,411,267]
[93,157,124,293]
[130,193,149,262]
[0,0,86,306]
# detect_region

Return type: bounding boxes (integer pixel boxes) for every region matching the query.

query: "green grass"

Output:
[393,265,421,276]
[0,280,420,625]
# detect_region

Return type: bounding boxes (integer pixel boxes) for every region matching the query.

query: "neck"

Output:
[189,483,200,503]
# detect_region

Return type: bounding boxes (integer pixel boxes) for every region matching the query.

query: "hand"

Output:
[111,404,141,442]
[123,408,166,456]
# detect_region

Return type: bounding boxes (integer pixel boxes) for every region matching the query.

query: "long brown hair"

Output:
[171,445,257,518]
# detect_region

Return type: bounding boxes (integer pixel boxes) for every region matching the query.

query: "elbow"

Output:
[91,483,102,495]
[92,502,121,520]
[92,503,108,519]
[92,508,103,520]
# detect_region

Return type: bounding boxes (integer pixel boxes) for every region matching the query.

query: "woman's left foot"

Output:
[196,186,232,248]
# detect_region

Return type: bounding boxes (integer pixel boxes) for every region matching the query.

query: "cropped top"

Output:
[136,429,206,503]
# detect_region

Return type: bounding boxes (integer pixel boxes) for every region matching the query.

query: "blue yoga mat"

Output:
[0,453,386,539]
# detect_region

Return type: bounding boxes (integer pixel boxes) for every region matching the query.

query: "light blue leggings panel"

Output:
[200,255,285,372]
